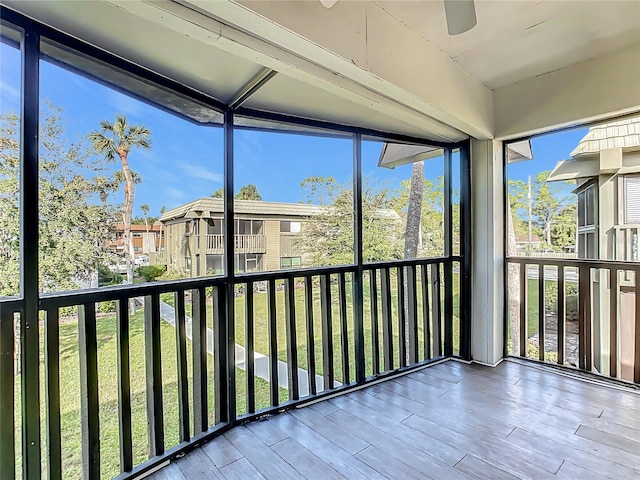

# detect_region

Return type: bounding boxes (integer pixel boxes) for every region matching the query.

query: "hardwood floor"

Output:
[148,360,640,480]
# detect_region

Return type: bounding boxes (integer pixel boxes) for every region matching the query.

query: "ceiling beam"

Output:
[228,67,277,109]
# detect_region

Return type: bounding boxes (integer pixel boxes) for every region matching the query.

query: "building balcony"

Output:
[202,234,267,254]
[614,224,640,262]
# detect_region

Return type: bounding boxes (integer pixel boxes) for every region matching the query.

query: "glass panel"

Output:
[38,39,224,294]
[361,139,445,263]
[233,122,353,272]
[0,23,22,299]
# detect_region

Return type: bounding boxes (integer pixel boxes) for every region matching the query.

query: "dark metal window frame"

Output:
[0,5,472,479]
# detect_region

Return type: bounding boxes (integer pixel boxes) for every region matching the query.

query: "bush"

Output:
[98,301,116,313]
[157,267,190,282]
[136,265,166,282]
[98,264,122,286]
[544,281,578,310]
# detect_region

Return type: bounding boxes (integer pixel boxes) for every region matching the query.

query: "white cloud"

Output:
[107,90,145,118]
[181,163,223,183]
[163,186,187,204]
[0,79,20,101]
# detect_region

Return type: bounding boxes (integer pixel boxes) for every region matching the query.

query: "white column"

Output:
[470,139,505,365]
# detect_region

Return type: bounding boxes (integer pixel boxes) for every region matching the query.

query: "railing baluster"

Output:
[634,268,640,384]
[431,264,442,357]
[191,287,208,433]
[267,279,279,404]
[538,264,545,361]
[406,265,418,365]
[369,269,380,375]
[78,303,100,479]
[380,268,393,370]
[0,307,15,480]
[304,276,317,396]
[578,266,591,370]
[285,277,300,400]
[443,260,453,357]
[397,267,407,368]
[557,266,565,366]
[214,285,230,423]
[609,268,618,379]
[519,263,527,358]
[245,281,256,413]
[320,275,334,389]
[116,300,133,472]
[421,265,432,361]
[175,291,190,441]
[144,294,164,457]
[338,272,350,384]
[45,308,62,480]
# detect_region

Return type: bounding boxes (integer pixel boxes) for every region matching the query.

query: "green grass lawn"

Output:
[13,309,280,479]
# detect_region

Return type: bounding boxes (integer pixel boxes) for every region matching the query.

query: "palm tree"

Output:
[89,114,151,291]
[140,203,150,233]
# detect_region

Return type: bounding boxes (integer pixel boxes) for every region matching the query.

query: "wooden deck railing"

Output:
[204,234,266,254]
[506,256,640,383]
[614,224,640,262]
[0,257,463,479]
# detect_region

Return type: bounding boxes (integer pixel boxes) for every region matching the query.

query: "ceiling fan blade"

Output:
[444,0,477,35]
[320,0,338,8]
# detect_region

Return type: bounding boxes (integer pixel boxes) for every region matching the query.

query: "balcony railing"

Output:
[506,256,640,383]
[614,224,640,262]
[0,257,465,479]
[204,234,266,254]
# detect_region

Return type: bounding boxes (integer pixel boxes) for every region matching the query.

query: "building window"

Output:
[577,182,598,259]
[280,221,301,233]
[281,257,301,268]
[624,175,640,224]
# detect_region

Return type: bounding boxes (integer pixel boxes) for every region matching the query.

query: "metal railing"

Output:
[0,257,462,479]
[506,256,640,383]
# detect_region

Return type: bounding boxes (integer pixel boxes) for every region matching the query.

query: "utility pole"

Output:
[528,175,533,254]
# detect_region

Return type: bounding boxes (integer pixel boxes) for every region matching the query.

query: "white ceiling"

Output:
[375,0,640,89]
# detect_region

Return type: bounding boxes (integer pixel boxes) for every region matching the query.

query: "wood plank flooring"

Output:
[148,360,640,480]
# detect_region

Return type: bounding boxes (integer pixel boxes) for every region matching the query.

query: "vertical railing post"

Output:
[557,266,565,366]
[78,304,100,479]
[222,109,235,422]
[609,268,618,378]
[174,291,190,442]
[431,264,442,357]
[267,279,279,403]
[420,266,432,360]
[192,288,208,432]
[443,148,453,356]
[406,265,418,365]
[304,276,317,396]
[538,264,545,361]
[352,133,365,384]
[397,267,407,367]
[116,299,133,473]
[284,277,299,400]
[245,281,256,413]
[0,306,16,480]
[519,263,527,358]
[578,265,592,370]
[459,140,472,360]
[44,308,62,480]
[144,294,164,457]
[20,28,42,480]
[319,275,334,389]
[338,272,350,384]
[380,268,393,370]
[369,270,380,375]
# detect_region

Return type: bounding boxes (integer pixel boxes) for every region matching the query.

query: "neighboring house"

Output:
[549,116,640,380]
[549,117,640,262]
[156,198,324,276]
[107,223,164,256]
[514,234,541,253]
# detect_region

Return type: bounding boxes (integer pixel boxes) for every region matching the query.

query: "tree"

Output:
[89,114,151,289]
[404,162,424,259]
[140,203,150,233]
[297,176,402,266]
[1,105,117,296]
[211,188,223,198]
[236,184,262,201]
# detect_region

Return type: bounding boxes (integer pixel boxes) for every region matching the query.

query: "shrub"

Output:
[157,267,190,281]
[98,264,122,286]
[544,280,578,311]
[136,265,167,282]
[98,301,116,313]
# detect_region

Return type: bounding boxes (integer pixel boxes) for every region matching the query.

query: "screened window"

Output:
[577,182,598,259]
[624,175,640,224]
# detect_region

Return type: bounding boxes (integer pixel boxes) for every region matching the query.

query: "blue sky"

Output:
[1,41,588,215]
